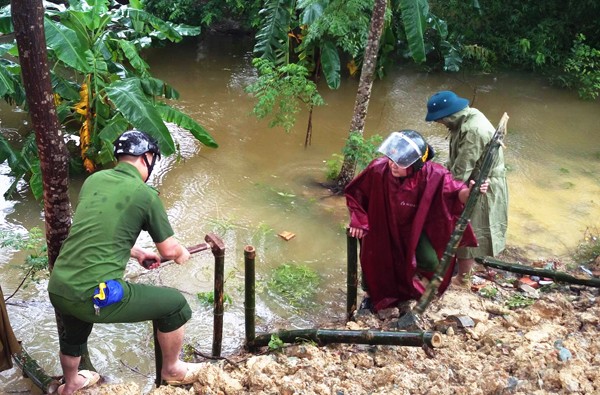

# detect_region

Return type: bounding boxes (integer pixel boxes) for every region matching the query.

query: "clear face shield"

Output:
[377,131,424,168]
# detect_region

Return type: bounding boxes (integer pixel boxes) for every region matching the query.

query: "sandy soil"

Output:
[76,257,600,395]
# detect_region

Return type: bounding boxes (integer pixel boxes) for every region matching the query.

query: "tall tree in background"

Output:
[333,0,387,191]
[11,0,71,268]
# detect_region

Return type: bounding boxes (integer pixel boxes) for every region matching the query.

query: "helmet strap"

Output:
[142,153,157,182]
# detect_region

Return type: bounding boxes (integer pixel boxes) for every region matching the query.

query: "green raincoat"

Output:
[445,107,508,258]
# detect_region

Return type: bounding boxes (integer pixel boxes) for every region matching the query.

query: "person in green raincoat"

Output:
[425,90,508,285]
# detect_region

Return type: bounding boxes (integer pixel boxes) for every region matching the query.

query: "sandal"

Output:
[163,363,206,386]
[57,370,100,395]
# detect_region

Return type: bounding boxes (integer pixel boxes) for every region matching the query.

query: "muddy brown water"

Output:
[1,34,599,392]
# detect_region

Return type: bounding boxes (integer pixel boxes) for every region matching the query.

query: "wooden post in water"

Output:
[347,230,358,320]
[244,245,256,348]
[206,233,225,357]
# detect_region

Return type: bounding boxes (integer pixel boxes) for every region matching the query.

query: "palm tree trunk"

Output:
[11,0,89,376]
[334,0,387,192]
[12,0,71,266]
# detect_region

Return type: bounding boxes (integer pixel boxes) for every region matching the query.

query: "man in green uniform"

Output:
[48,130,202,395]
[425,91,509,285]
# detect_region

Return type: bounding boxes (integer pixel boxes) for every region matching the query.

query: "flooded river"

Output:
[1,33,599,392]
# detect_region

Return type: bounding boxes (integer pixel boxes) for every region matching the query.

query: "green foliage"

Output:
[253,0,296,66]
[325,132,382,181]
[505,293,535,310]
[143,0,262,30]
[478,286,498,299]
[141,0,199,25]
[558,34,600,100]
[245,58,324,132]
[268,334,285,351]
[325,153,344,181]
[268,263,320,308]
[253,0,377,90]
[461,44,495,72]
[181,343,195,362]
[0,226,48,282]
[573,227,600,265]
[299,0,371,60]
[0,0,217,199]
[429,0,600,85]
[417,12,462,72]
[251,222,275,240]
[341,132,383,168]
[197,290,233,306]
[396,0,429,63]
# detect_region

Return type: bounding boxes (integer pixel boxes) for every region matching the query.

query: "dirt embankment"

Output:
[84,266,599,395]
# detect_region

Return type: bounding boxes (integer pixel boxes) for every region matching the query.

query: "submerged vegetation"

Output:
[268,263,320,309]
[0,227,47,300]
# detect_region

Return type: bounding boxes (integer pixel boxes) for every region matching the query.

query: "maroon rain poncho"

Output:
[345,158,477,311]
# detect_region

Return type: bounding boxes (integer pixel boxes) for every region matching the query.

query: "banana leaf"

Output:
[156,103,219,148]
[398,0,428,63]
[105,78,175,155]
[44,17,92,73]
[254,0,295,66]
[321,41,341,89]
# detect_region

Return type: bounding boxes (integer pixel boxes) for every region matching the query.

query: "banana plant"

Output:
[0,0,217,198]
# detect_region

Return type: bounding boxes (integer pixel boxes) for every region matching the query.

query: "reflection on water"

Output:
[1,33,599,392]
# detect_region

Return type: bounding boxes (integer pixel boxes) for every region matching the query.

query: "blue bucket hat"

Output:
[425,91,469,121]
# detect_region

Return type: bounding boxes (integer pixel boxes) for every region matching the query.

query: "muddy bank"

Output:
[79,267,599,395]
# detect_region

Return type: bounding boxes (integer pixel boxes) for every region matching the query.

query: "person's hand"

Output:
[131,246,161,269]
[479,179,490,194]
[468,179,490,195]
[174,244,191,265]
[349,226,366,239]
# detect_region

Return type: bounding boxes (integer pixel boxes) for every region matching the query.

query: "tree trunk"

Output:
[11,0,82,378]
[11,0,72,267]
[334,0,387,192]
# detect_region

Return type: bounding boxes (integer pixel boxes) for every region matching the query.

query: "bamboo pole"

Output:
[252,329,443,348]
[151,240,214,386]
[152,321,163,387]
[206,233,225,357]
[476,257,600,288]
[346,231,358,320]
[244,245,256,347]
[12,348,61,394]
[413,113,509,316]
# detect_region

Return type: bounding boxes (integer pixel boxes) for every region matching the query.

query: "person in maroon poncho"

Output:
[345,130,488,313]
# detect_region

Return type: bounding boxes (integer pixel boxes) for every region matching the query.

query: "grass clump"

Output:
[268,263,320,308]
[573,227,600,265]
